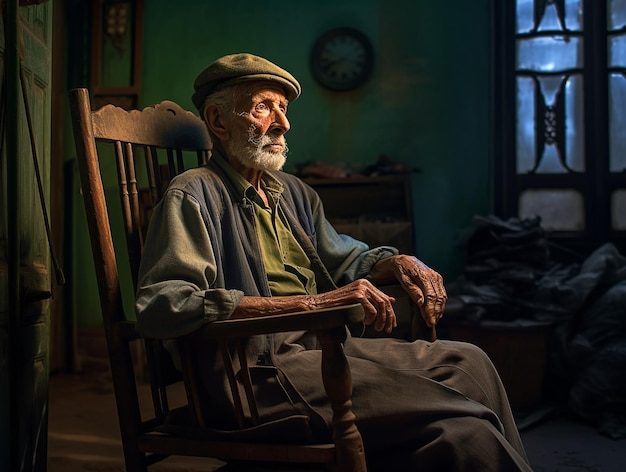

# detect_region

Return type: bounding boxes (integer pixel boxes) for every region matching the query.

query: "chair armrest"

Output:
[176,303,368,470]
[182,303,364,341]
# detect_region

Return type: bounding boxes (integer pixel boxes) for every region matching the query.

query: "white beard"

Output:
[225,125,288,172]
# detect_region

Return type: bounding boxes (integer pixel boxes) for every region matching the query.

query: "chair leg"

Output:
[317,328,367,472]
[121,447,149,472]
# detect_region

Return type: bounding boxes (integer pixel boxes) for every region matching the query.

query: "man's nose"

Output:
[271,110,290,133]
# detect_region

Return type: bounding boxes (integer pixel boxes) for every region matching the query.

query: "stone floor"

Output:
[47,370,626,471]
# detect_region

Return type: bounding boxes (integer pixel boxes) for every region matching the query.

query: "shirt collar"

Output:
[211,150,284,204]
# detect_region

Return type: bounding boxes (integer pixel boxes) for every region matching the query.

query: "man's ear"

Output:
[204,104,230,141]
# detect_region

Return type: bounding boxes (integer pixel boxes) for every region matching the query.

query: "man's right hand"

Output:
[232,279,397,333]
[313,279,397,333]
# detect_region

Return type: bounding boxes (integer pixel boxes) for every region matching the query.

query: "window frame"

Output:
[493,0,625,258]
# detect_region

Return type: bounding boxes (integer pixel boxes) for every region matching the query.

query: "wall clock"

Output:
[310,27,374,91]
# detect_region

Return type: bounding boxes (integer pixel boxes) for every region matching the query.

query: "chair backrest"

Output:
[73,90,211,287]
[69,88,212,468]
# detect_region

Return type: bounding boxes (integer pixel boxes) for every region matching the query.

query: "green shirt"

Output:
[213,154,317,296]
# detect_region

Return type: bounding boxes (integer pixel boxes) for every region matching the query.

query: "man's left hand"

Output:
[369,255,447,327]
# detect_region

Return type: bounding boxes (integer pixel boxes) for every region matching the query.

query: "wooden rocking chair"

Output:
[69,88,371,471]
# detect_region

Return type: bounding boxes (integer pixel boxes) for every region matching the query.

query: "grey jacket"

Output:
[135,156,396,337]
[135,156,396,429]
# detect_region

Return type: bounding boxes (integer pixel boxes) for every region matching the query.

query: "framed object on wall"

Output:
[310,27,374,91]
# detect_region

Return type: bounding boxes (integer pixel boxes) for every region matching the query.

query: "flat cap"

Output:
[192,53,301,112]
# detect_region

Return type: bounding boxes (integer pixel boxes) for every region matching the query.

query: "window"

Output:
[494,0,626,256]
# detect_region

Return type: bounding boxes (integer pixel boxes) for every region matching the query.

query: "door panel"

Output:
[0,1,53,470]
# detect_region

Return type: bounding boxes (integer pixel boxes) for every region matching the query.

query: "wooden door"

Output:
[0,1,53,470]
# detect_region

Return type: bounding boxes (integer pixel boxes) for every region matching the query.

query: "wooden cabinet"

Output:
[303,175,416,255]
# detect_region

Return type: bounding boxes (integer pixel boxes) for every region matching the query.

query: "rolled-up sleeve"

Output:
[135,189,243,339]
[307,190,399,286]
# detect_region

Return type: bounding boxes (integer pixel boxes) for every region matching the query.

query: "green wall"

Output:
[73,0,493,328]
[141,0,493,280]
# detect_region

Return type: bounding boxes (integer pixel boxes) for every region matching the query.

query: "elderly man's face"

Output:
[223,83,291,172]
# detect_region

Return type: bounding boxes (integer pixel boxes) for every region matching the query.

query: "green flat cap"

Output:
[192,53,301,112]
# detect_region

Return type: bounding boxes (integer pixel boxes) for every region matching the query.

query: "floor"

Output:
[47,369,626,472]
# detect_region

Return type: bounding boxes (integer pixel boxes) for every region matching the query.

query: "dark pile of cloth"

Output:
[449,214,626,439]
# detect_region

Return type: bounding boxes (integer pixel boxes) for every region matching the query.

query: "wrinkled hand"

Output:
[370,255,447,327]
[313,279,397,333]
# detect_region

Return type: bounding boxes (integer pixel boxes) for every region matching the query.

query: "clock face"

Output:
[311,28,374,91]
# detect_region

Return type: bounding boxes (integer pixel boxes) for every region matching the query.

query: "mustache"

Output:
[246,124,284,148]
